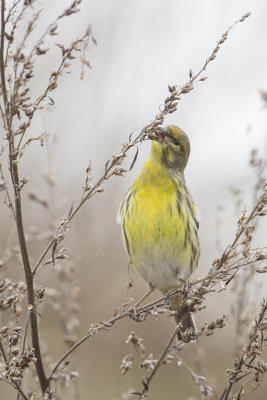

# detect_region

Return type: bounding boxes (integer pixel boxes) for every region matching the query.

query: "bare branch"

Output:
[220,299,267,400]
[131,329,178,399]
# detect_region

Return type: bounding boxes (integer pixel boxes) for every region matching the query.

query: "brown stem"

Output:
[0,0,8,109]
[220,301,267,400]
[1,338,29,400]
[17,310,31,400]
[48,295,167,381]
[48,309,130,381]
[0,0,47,393]
[14,383,30,400]
[0,163,15,216]
[11,163,48,393]
[219,383,233,400]
[216,189,264,271]
[0,338,8,363]
[137,328,178,399]
[1,378,30,400]
[49,335,89,381]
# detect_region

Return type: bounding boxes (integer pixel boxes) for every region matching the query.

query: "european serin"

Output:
[118,125,200,333]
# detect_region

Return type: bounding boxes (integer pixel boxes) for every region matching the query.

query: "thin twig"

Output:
[0,338,8,364]
[136,328,178,399]
[48,296,173,381]
[215,189,264,271]
[16,309,31,400]
[48,310,130,381]
[1,335,30,400]
[14,382,30,400]
[220,300,267,400]
[0,162,15,216]
[0,0,8,110]
[0,378,30,400]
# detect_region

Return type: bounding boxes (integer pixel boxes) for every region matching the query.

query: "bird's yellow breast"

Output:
[118,155,199,291]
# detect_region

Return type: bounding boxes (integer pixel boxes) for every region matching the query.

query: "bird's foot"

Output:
[164,288,177,308]
[128,289,153,316]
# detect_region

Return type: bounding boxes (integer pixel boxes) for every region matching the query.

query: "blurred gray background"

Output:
[1,0,267,399]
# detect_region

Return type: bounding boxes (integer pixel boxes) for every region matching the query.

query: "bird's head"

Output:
[151,125,190,172]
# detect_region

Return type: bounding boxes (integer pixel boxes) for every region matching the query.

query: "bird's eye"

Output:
[173,139,180,146]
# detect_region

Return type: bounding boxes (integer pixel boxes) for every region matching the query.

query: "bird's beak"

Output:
[158,127,168,135]
[150,126,168,143]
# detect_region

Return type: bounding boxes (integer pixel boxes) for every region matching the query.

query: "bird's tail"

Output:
[167,294,197,339]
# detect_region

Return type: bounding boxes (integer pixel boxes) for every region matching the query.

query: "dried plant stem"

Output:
[49,297,178,380]
[0,163,15,215]
[0,338,7,363]
[0,0,47,393]
[32,234,56,277]
[48,310,130,381]
[136,328,178,399]
[14,383,30,400]
[16,309,31,400]
[0,0,8,109]
[48,296,166,380]
[1,378,30,400]
[9,156,47,393]
[1,336,30,400]
[216,187,264,271]
[49,335,88,381]
[220,300,267,400]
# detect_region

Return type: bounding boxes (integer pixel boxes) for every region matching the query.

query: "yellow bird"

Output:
[117,125,200,334]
